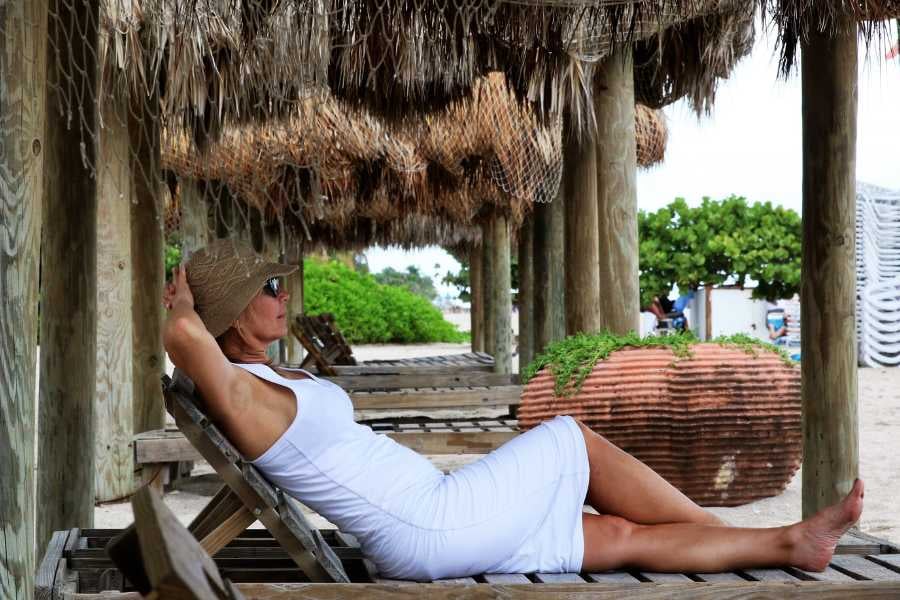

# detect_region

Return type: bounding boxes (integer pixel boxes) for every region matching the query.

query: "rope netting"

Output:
[20,0,835,254]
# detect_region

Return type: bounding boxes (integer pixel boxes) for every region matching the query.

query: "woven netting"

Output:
[28,0,898,252]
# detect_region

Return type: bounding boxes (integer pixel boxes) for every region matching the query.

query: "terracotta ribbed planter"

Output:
[519,344,801,506]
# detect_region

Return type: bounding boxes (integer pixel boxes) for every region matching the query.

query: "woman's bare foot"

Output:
[786,479,865,571]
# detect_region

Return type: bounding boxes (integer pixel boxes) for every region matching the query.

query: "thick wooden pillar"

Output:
[491,216,513,374]
[482,221,496,356]
[517,216,535,370]
[1,1,47,594]
[800,23,859,518]
[180,178,211,257]
[95,96,135,502]
[595,48,640,335]
[469,244,484,352]
[563,124,602,335]
[533,189,566,355]
[130,85,165,435]
[284,236,306,364]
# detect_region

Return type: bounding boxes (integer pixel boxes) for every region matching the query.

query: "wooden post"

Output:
[563,124,602,335]
[482,220,496,357]
[469,244,484,352]
[517,216,535,370]
[492,216,513,374]
[800,22,859,518]
[284,236,306,365]
[595,48,640,335]
[180,178,211,258]
[39,0,98,560]
[1,0,47,595]
[95,95,136,502]
[130,83,165,435]
[533,189,566,355]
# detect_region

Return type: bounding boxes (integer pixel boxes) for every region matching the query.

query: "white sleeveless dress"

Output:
[238,362,590,580]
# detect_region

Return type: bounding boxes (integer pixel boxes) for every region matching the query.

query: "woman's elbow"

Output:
[163,315,202,357]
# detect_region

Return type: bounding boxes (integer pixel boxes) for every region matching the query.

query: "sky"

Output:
[366,26,900,299]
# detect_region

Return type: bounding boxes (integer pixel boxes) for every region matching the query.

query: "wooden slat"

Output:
[135,430,202,463]
[35,530,72,600]
[639,572,693,583]
[692,572,746,582]
[331,364,494,375]
[869,554,900,571]
[386,430,518,454]
[328,372,518,391]
[532,573,586,583]
[585,572,642,584]
[743,568,804,582]
[789,566,857,582]
[350,386,521,410]
[831,555,900,580]
[482,574,532,584]
[836,531,891,555]
[432,577,477,584]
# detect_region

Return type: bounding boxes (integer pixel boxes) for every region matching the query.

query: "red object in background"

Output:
[887,43,899,60]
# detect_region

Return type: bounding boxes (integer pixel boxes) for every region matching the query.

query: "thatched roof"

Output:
[93,0,755,145]
[163,74,669,249]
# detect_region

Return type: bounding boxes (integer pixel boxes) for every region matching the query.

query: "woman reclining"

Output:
[163,239,864,581]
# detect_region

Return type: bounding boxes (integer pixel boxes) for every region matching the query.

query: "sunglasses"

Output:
[262,277,281,298]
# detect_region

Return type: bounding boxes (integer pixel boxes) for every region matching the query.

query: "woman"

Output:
[164,240,863,581]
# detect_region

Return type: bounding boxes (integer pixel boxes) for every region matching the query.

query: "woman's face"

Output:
[235,278,290,345]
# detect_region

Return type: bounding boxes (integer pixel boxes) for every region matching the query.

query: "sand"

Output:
[96,342,900,544]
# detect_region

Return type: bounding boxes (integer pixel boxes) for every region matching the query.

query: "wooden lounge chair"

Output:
[291,313,494,376]
[37,505,900,596]
[135,369,523,486]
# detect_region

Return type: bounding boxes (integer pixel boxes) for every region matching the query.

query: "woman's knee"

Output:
[582,514,639,570]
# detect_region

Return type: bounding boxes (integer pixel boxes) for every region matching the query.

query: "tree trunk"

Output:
[563,125,602,335]
[533,187,566,355]
[800,23,859,518]
[595,48,640,335]
[95,96,135,502]
[129,82,165,436]
[469,244,483,352]
[491,217,512,374]
[517,216,535,370]
[482,221,496,357]
[1,1,48,594]
[180,178,210,258]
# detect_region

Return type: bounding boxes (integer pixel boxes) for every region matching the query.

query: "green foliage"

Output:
[374,266,438,301]
[522,330,794,396]
[443,263,470,303]
[304,259,467,344]
[165,242,182,280]
[639,196,801,306]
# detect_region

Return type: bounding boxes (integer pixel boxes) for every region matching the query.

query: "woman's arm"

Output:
[163,265,240,417]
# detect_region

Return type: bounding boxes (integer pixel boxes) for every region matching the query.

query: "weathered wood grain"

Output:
[327,372,518,390]
[831,555,900,581]
[799,21,859,517]
[179,179,211,257]
[38,0,98,561]
[491,216,512,374]
[283,239,305,365]
[350,386,521,410]
[595,47,640,335]
[518,215,535,370]
[94,94,136,502]
[35,530,72,600]
[0,2,47,597]
[532,186,566,357]
[563,123,602,335]
[482,219,496,358]
[470,244,484,353]
[129,76,165,437]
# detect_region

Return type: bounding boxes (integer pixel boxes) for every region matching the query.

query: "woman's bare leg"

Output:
[581,479,864,573]
[576,420,723,526]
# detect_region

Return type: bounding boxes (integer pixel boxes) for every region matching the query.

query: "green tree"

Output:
[374,265,438,301]
[638,196,801,306]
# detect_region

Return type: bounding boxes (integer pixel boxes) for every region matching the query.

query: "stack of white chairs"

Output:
[856,183,900,367]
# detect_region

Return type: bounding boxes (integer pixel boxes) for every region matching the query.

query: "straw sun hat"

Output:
[185,239,297,338]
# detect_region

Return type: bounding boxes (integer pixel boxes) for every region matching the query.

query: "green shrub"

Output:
[303,259,467,344]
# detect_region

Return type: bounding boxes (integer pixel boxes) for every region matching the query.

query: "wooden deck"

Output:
[36,527,900,598]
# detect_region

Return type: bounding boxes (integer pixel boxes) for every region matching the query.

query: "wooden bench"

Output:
[36,525,900,598]
[291,313,494,375]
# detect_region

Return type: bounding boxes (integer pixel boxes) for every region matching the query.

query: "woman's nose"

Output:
[279,290,290,303]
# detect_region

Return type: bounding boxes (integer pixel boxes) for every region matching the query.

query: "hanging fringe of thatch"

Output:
[93,0,758,146]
